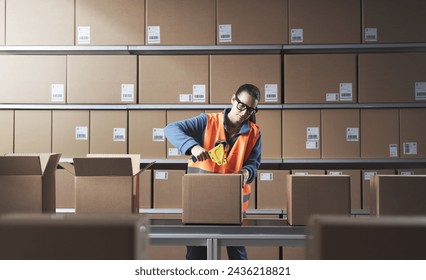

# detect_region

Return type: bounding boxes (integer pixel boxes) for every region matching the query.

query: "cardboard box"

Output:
[370,175,426,216]
[257,170,290,210]
[75,0,145,45]
[287,175,351,225]
[321,109,360,158]
[307,215,426,260]
[129,110,167,159]
[182,174,243,224]
[361,109,399,158]
[284,54,357,103]
[55,168,75,209]
[14,110,52,153]
[255,110,282,159]
[283,247,305,260]
[288,0,361,44]
[0,0,5,45]
[0,214,148,260]
[400,108,426,158]
[5,0,74,45]
[0,110,13,154]
[90,110,128,154]
[65,154,152,214]
[145,0,215,45]
[397,169,426,175]
[0,55,67,103]
[139,169,152,209]
[166,110,204,159]
[361,169,395,209]
[362,0,426,43]
[67,55,137,104]
[210,55,281,104]
[282,109,321,158]
[327,170,362,210]
[52,110,90,158]
[217,0,288,45]
[0,153,60,214]
[358,53,426,103]
[153,170,186,208]
[139,55,209,104]
[291,170,325,175]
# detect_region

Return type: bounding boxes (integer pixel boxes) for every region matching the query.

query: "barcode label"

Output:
[168,148,181,156]
[147,26,160,44]
[307,127,319,140]
[155,171,168,180]
[389,144,398,157]
[77,26,91,44]
[365,28,377,42]
[415,82,426,100]
[326,93,339,102]
[290,29,303,43]
[121,84,134,102]
[51,84,65,102]
[113,128,126,142]
[265,84,278,102]
[75,126,88,141]
[152,128,165,142]
[219,24,232,43]
[260,173,273,181]
[306,140,319,149]
[179,94,192,103]
[192,84,206,102]
[346,128,359,141]
[339,83,353,101]
[329,171,343,176]
[364,171,377,181]
[400,171,414,175]
[294,172,308,175]
[403,142,417,155]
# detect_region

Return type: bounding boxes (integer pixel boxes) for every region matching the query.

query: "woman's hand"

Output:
[191,145,210,162]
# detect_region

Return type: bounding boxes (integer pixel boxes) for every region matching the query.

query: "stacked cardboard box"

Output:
[14,111,52,153]
[326,170,362,210]
[0,110,13,154]
[153,170,186,208]
[55,168,75,209]
[257,170,290,210]
[255,110,282,159]
[139,170,152,209]
[361,169,395,209]
[400,108,426,158]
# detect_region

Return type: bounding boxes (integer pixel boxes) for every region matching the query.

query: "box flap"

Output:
[58,162,76,175]
[0,155,42,175]
[4,153,61,175]
[74,157,136,176]
[87,154,143,175]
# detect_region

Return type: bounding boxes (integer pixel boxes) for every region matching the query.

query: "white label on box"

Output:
[77,26,91,44]
[219,24,232,43]
[51,84,65,102]
[403,142,418,155]
[147,26,160,44]
[290,29,303,43]
[365,28,377,42]
[364,171,377,181]
[294,172,308,175]
[346,128,359,141]
[121,84,134,102]
[265,84,278,102]
[260,173,273,181]
[339,83,353,101]
[415,82,426,100]
[389,144,398,157]
[326,93,339,102]
[400,171,414,175]
[179,94,193,103]
[192,84,206,102]
[155,171,168,180]
[306,140,319,149]
[168,148,181,156]
[152,128,165,142]
[113,128,126,142]
[75,126,88,141]
[307,127,319,140]
[329,171,343,176]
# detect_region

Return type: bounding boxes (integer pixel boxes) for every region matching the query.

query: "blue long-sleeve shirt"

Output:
[164,108,262,183]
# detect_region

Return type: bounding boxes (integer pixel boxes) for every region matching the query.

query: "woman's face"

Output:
[229,91,259,123]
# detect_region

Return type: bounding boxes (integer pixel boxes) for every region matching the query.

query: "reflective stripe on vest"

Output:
[187,112,260,213]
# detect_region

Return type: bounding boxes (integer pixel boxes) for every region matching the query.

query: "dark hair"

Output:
[235,84,260,123]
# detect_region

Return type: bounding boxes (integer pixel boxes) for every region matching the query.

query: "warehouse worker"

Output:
[164,83,262,260]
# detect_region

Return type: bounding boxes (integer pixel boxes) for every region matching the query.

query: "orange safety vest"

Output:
[187,112,260,213]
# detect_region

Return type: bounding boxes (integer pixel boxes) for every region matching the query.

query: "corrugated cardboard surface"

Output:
[145,0,215,45]
[0,110,13,154]
[0,176,42,213]
[129,110,167,159]
[217,0,287,45]
[139,55,209,104]
[284,54,357,103]
[400,108,426,158]
[358,53,426,103]
[139,169,152,209]
[255,110,282,159]
[166,110,204,159]
[52,110,90,158]
[55,168,75,209]
[327,170,362,210]
[0,0,5,45]
[362,0,426,43]
[321,109,360,158]
[5,0,74,45]
[287,175,351,226]
[307,215,426,260]
[67,55,137,104]
[283,247,306,260]
[361,169,395,209]
[257,170,290,210]
[182,174,242,224]
[282,109,321,158]
[14,111,52,153]
[153,170,186,208]
[0,55,67,103]
[370,175,426,216]
[0,214,148,260]
[90,110,128,154]
[288,0,361,44]
[210,55,281,104]
[361,109,399,158]
[75,0,145,45]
